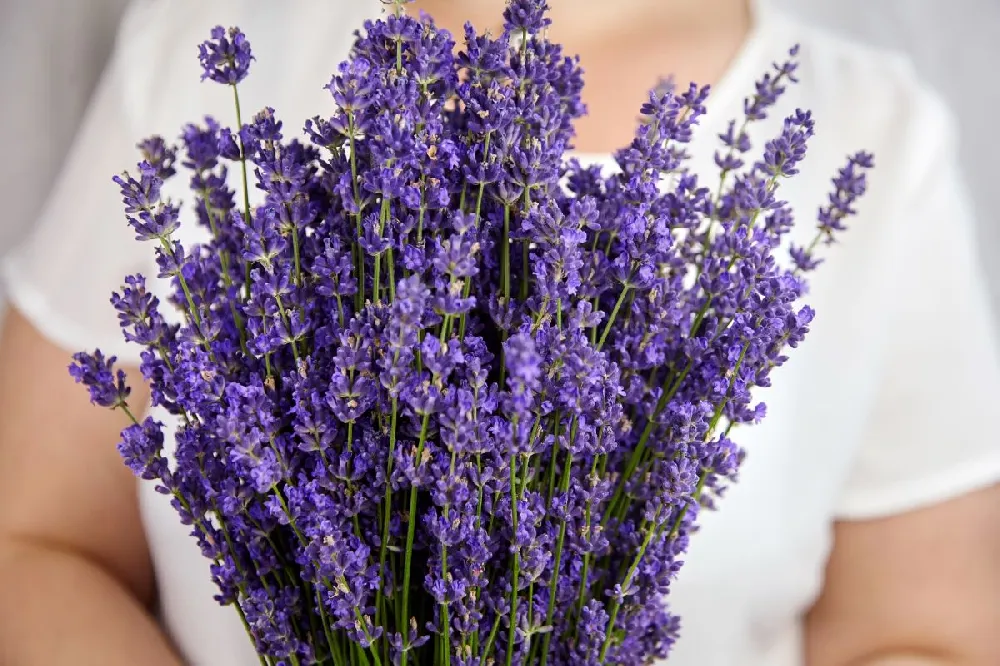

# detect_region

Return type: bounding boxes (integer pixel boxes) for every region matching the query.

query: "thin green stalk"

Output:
[343,421,371,544]
[571,457,601,628]
[537,449,574,666]
[375,398,399,644]
[499,205,513,389]
[387,246,396,302]
[596,285,631,351]
[291,225,303,287]
[352,641,371,666]
[159,238,202,328]
[502,204,512,303]
[273,292,301,362]
[520,241,530,303]
[199,186,247,353]
[478,612,504,666]
[438,450,458,666]
[543,412,562,510]
[440,312,453,342]
[374,197,390,303]
[348,114,365,310]
[505,455,523,666]
[399,412,432,666]
[315,588,344,666]
[349,604,384,666]
[457,134,492,338]
[119,404,139,425]
[230,84,254,300]
[416,187,427,243]
[598,508,663,662]
[519,188,531,302]
[334,293,345,328]
[469,450,487,656]
[236,604,269,666]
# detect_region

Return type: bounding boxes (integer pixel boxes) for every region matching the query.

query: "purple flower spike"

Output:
[198,26,253,85]
[69,350,130,409]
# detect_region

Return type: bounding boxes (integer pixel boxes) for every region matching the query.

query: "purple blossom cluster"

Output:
[71,1,871,664]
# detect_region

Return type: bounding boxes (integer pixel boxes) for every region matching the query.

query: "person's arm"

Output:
[0,306,182,665]
[805,483,1000,665]
[803,67,1000,666]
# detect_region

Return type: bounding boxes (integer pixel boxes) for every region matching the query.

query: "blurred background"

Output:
[2,0,999,331]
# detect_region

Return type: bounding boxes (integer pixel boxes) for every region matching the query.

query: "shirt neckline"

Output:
[571,0,774,166]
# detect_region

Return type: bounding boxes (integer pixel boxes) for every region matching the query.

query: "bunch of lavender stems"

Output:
[70,1,871,664]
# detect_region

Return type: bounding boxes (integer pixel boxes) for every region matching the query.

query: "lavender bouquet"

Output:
[70,1,871,664]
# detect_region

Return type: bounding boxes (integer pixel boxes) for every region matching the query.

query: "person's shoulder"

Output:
[764,7,960,214]
[777,9,956,171]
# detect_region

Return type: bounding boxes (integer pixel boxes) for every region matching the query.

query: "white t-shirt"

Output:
[3,1,999,665]
[0,0,129,329]
[774,0,1000,329]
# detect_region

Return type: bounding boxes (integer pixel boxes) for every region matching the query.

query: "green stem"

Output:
[291,224,303,287]
[235,604,269,666]
[352,641,371,666]
[387,247,397,302]
[230,84,253,300]
[519,187,532,302]
[502,204,512,304]
[374,197,390,303]
[520,241,530,303]
[478,612,504,666]
[199,185,247,353]
[543,413,561,511]
[572,457,601,628]
[315,588,343,666]
[273,292,301,362]
[439,452,457,666]
[350,605,383,666]
[348,115,365,310]
[598,509,663,662]
[537,449,575,666]
[439,312,453,342]
[375,398,398,643]
[596,285,631,351]
[505,455,523,666]
[399,412,431,666]
[457,134,491,338]
[119,404,139,425]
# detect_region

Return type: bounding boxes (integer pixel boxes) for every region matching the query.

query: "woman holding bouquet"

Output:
[0,1,997,665]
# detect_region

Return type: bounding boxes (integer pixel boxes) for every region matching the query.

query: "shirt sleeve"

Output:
[834,94,1000,520]
[0,0,129,254]
[0,3,155,366]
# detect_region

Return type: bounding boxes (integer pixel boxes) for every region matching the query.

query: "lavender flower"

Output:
[69,350,130,409]
[198,26,253,84]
